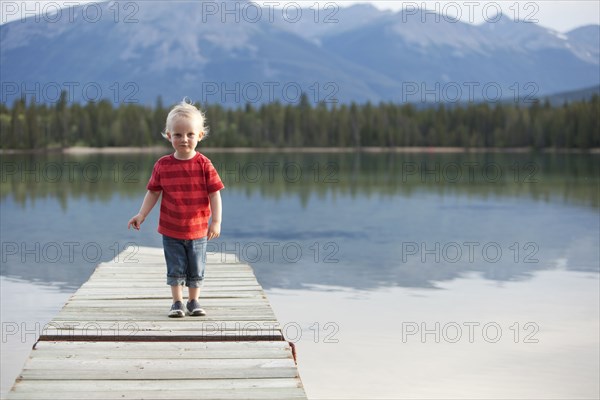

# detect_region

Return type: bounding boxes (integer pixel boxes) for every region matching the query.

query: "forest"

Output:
[1,93,598,150]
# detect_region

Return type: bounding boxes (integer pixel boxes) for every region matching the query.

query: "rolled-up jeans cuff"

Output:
[163,235,207,288]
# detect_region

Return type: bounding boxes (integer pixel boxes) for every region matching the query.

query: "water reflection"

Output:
[1,151,598,291]
[2,152,598,208]
[267,269,600,399]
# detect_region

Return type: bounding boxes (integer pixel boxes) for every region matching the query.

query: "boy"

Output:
[127,100,224,318]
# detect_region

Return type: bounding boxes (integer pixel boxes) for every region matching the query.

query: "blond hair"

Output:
[162,98,209,139]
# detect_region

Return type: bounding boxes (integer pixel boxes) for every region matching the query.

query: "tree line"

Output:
[1,92,598,150]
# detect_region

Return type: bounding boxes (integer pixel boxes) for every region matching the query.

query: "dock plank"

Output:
[27,341,295,359]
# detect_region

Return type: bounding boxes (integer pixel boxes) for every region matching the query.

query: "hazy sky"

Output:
[370,0,600,32]
[1,1,598,32]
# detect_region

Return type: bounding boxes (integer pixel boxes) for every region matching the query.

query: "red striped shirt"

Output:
[147,152,224,240]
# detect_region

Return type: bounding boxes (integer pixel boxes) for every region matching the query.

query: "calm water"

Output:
[1,151,599,398]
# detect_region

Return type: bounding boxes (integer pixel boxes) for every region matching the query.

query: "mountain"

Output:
[321,12,600,102]
[272,3,388,43]
[0,1,598,106]
[544,84,600,106]
[566,25,600,64]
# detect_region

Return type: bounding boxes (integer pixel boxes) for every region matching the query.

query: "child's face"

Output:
[167,117,204,159]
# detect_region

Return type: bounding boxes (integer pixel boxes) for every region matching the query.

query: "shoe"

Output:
[186,299,206,316]
[168,301,185,318]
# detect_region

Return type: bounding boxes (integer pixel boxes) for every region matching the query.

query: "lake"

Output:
[1,150,599,398]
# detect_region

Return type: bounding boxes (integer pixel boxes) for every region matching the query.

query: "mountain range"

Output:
[1,1,598,106]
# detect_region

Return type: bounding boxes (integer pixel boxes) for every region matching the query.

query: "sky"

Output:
[1,1,599,32]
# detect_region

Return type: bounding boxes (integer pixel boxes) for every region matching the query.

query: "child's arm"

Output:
[127,190,161,230]
[207,191,222,240]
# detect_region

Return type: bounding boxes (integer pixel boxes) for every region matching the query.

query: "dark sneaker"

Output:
[186,299,206,316]
[168,301,185,318]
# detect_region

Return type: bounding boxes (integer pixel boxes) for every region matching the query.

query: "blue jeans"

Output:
[162,235,207,288]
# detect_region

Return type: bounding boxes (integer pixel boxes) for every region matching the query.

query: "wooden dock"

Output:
[7,246,307,400]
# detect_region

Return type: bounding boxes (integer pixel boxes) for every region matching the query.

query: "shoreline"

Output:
[1,146,599,155]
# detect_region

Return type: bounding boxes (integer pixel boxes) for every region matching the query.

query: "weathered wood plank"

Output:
[30,341,294,359]
[48,317,278,324]
[73,285,264,292]
[58,299,271,308]
[9,386,306,400]
[39,320,281,331]
[10,378,303,390]
[69,292,265,300]
[19,357,300,379]
[57,305,275,313]
[54,311,276,319]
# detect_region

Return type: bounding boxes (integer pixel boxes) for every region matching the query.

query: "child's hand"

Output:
[207,221,221,240]
[127,214,145,231]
